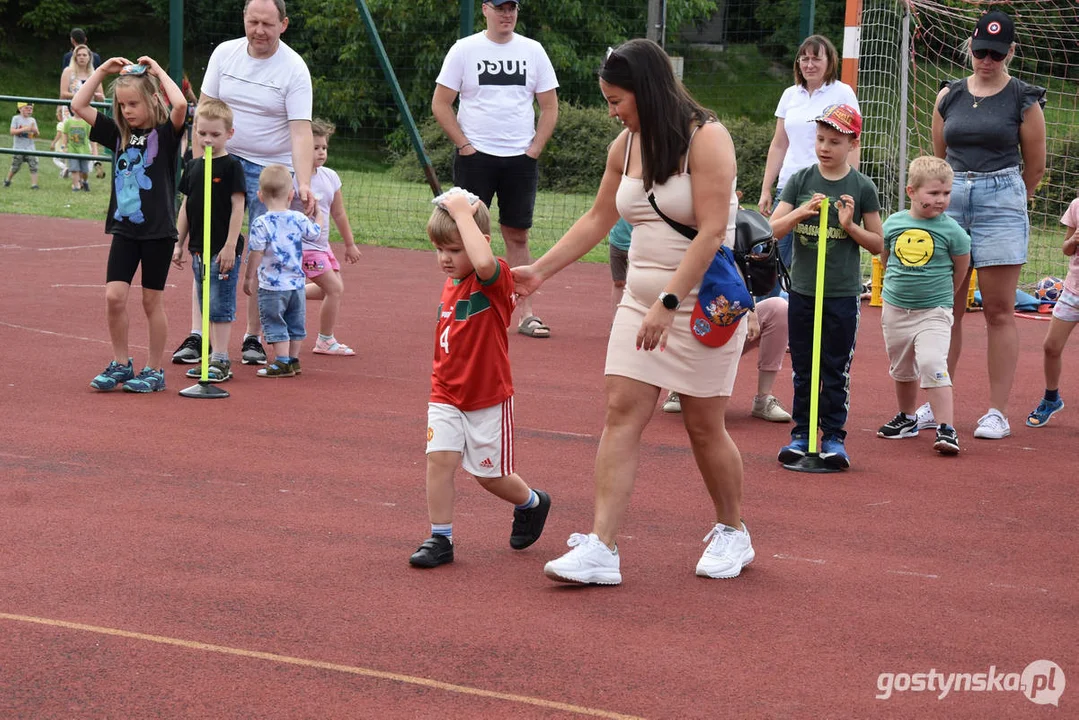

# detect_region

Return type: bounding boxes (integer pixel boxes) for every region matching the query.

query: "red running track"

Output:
[1,214,1076,718]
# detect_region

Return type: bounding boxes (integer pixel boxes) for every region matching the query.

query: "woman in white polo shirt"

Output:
[757,35,859,269]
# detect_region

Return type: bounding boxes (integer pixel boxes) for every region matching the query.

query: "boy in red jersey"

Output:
[410,188,551,568]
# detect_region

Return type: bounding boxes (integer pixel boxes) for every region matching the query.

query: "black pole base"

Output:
[782,452,842,474]
[179,381,230,399]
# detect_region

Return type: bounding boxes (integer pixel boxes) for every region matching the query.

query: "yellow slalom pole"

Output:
[807,199,829,455]
[199,145,212,381]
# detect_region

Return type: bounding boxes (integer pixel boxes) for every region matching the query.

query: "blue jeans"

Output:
[258,288,306,344]
[945,166,1028,268]
[192,253,239,322]
[788,291,860,440]
[236,156,269,226]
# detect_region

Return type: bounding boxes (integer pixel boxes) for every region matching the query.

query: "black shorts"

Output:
[452,150,539,230]
[106,235,175,291]
[609,243,628,283]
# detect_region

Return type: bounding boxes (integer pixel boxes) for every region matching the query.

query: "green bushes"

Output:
[724,116,775,201]
[391,102,775,198]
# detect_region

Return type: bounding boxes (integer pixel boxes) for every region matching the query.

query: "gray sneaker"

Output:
[751,394,792,422]
[171,333,202,364]
[241,336,267,365]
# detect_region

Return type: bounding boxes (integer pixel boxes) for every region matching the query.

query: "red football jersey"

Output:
[430,258,516,410]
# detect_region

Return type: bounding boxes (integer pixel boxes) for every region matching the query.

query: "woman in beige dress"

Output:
[513,39,753,585]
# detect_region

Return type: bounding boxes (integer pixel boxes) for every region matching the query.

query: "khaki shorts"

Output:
[881,302,953,388]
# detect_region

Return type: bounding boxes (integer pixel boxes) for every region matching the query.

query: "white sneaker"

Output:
[751,394,792,422]
[662,392,682,413]
[915,401,937,430]
[695,523,755,579]
[543,533,621,585]
[974,408,1011,439]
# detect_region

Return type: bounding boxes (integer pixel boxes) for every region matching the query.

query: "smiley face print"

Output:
[893,229,935,267]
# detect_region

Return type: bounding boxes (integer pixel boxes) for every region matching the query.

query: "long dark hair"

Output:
[600,39,716,191]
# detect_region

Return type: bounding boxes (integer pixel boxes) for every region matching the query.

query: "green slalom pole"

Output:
[180,146,228,398]
[807,198,829,454]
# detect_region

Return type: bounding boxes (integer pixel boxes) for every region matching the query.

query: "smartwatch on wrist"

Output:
[659,292,680,310]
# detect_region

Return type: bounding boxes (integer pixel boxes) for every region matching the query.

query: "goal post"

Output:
[855,0,1079,287]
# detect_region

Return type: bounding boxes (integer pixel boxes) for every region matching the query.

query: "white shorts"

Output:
[1051,287,1079,323]
[426,399,515,478]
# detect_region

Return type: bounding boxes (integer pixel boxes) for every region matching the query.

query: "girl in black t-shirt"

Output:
[71,55,187,393]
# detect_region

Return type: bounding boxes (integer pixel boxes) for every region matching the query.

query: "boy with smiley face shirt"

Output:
[877,156,970,454]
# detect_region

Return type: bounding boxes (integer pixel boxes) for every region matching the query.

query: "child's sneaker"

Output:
[90,358,135,391]
[185,359,232,382]
[313,336,355,356]
[241,336,267,365]
[2,180,10,188]
[257,359,295,378]
[877,412,919,439]
[122,367,166,393]
[777,434,809,463]
[171,333,203,364]
[1026,396,1064,428]
[510,490,551,549]
[543,533,621,585]
[409,536,454,568]
[915,401,937,430]
[695,522,754,579]
[973,409,1010,439]
[819,435,850,470]
[662,391,681,413]
[751,394,791,422]
[933,424,960,455]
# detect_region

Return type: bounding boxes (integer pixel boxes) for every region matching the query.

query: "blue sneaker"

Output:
[777,435,809,463]
[819,435,851,470]
[1026,396,1064,428]
[122,367,166,393]
[90,358,135,391]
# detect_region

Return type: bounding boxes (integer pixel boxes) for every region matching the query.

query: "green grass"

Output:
[681,44,789,122]
[1,132,607,263]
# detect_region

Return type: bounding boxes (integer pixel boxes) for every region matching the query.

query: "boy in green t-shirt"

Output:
[769,103,884,470]
[876,156,970,454]
[61,114,92,192]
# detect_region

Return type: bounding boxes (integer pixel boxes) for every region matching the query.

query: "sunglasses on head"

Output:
[972,47,1007,61]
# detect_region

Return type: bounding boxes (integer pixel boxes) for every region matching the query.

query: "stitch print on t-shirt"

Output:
[114,131,158,224]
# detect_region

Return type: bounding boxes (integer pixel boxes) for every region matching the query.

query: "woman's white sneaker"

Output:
[543,533,622,585]
[973,409,1011,439]
[695,523,755,579]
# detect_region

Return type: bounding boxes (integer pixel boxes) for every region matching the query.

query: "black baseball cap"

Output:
[971,11,1014,55]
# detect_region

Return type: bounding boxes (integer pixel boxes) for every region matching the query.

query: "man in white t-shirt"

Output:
[180,0,316,366]
[432,0,559,338]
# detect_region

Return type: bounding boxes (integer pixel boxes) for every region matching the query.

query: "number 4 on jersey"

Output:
[439,326,450,355]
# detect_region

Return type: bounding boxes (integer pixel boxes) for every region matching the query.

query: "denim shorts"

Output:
[192,253,239,322]
[67,158,90,173]
[258,288,306,344]
[946,166,1028,269]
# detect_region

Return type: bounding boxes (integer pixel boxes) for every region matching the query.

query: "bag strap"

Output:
[776,248,791,292]
[647,192,697,241]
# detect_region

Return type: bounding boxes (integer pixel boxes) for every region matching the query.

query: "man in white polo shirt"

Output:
[432,0,559,338]
[177,0,315,365]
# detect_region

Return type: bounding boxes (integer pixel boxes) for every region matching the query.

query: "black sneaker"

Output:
[409,535,454,568]
[877,412,919,439]
[933,424,960,455]
[171,333,203,364]
[510,489,551,550]
[241,335,267,365]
